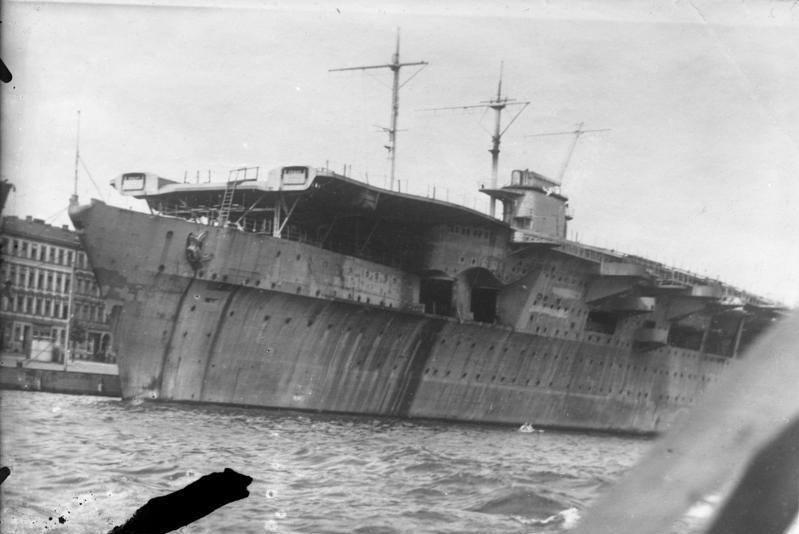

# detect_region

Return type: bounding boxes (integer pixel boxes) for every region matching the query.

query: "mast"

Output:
[426,62,529,217]
[65,109,80,368]
[72,110,81,203]
[488,63,506,215]
[330,29,427,190]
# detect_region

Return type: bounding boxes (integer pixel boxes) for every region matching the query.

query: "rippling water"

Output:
[1,391,653,533]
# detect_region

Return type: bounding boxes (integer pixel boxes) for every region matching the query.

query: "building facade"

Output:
[0,215,113,362]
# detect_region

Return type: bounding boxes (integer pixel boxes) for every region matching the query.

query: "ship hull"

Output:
[71,201,728,434]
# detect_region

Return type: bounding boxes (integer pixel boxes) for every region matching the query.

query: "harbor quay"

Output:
[0,215,120,397]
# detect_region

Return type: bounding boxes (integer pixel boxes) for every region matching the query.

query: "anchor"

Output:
[185,231,212,270]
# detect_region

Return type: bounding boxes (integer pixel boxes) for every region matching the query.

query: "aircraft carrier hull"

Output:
[71,200,732,434]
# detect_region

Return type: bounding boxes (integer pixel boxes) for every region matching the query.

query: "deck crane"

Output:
[526,122,611,189]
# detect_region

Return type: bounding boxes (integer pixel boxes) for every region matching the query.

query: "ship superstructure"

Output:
[68,164,783,433]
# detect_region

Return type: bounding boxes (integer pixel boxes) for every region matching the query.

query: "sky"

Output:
[2,0,798,304]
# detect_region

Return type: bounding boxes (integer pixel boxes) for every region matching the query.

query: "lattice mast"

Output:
[330,30,427,191]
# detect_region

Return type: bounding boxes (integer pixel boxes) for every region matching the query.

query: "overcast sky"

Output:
[2,0,798,304]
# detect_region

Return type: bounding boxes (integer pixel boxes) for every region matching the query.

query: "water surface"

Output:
[1,391,653,533]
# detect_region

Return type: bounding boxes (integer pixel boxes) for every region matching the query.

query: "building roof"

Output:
[1,215,80,248]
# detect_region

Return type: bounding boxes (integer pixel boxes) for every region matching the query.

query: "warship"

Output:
[67,44,783,434]
[68,162,783,433]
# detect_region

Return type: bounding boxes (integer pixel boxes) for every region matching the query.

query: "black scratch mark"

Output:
[0,466,10,485]
[0,57,11,83]
[107,468,252,534]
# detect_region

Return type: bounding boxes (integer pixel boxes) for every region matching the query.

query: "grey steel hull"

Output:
[71,200,727,433]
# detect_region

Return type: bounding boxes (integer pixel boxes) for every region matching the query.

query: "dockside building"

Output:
[0,215,113,362]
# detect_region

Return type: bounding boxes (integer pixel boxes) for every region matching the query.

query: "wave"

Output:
[469,487,567,518]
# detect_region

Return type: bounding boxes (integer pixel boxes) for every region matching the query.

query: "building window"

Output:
[25,297,32,314]
[37,272,44,290]
[30,244,37,259]
[58,249,64,265]
[67,251,73,265]
[32,324,50,340]
[47,273,54,291]
[21,241,28,256]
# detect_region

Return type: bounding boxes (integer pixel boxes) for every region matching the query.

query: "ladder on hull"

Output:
[218,166,260,226]
[218,181,237,225]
